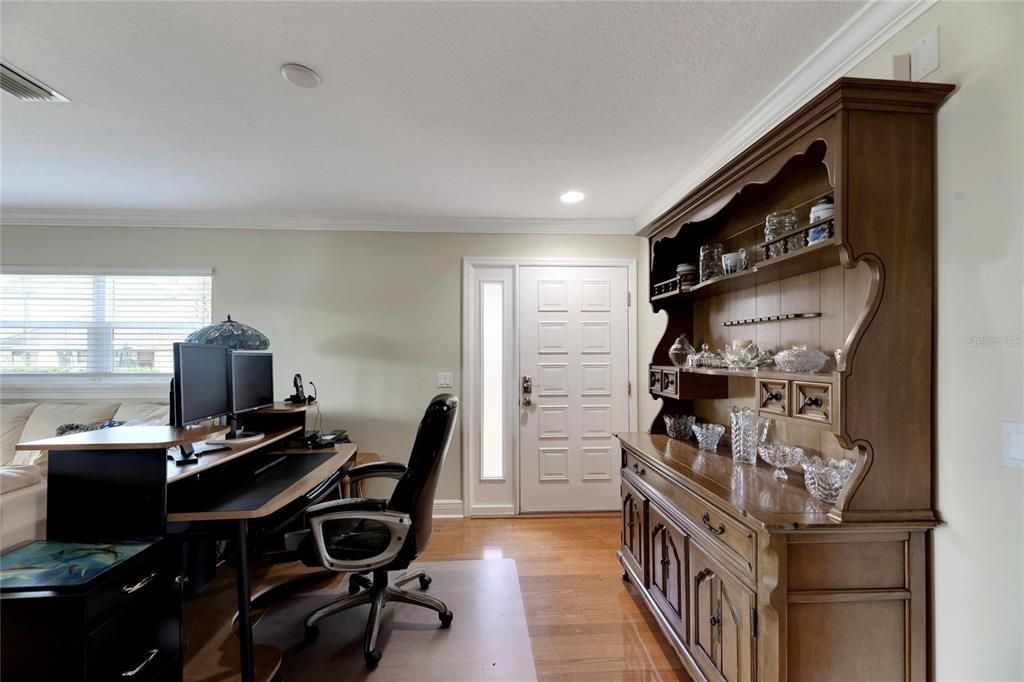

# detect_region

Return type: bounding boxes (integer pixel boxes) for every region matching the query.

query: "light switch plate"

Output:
[1002,421,1024,469]
[436,372,454,388]
[910,28,939,81]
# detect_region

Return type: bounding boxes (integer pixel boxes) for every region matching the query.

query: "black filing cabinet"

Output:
[0,539,182,682]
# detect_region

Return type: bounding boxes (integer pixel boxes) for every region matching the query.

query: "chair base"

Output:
[303,569,453,669]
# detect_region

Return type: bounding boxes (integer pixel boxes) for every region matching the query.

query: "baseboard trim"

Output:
[433,499,465,518]
[467,503,516,518]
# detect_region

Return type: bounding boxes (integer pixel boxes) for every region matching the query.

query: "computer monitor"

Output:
[230,352,274,415]
[171,343,231,428]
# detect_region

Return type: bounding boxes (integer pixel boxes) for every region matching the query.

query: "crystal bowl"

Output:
[691,423,725,452]
[664,414,695,441]
[774,346,828,373]
[719,343,773,370]
[758,444,805,481]
[801,456,858,503]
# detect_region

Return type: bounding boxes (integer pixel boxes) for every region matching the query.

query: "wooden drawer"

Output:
[86,550,168,627]
[649,368,662,393]
[623,449,755,579]
[792,381,832,425]
[660,370,679,397]
[670,484,756,578]
[758,379,788,416]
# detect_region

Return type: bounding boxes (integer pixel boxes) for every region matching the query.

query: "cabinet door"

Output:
[690,542,755,682]
[717,563,754,682]
[648,503,688,641]
[620,479,646,582]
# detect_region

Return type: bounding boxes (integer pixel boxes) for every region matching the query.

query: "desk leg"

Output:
[235,519,255,682]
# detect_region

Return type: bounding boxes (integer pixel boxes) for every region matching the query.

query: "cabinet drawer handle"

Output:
[804,395,824,408]
[631,463,646,476]
[767,391,783,402]
[122,572,158,594]
[710,615,721,626]
[701,512,725,535]
[122,649,159,678]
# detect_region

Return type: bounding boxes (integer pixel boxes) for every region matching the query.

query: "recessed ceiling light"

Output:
[560,190,585,204]
[280,63,321,89]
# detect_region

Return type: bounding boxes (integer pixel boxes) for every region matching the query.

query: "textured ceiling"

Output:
[1,1,865,229]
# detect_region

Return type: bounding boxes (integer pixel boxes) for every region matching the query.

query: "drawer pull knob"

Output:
[122,572,158,594]
[767,391,782,402]
[632,463,647,476]
[122,649,159,678]
[804,395,824,408]
[701,512,726,536]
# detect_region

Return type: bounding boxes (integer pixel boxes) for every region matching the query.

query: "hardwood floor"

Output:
[419,515,690,681]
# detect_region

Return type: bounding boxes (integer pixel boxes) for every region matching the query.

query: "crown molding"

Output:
[0,208,636,235]
[634,0,937,231]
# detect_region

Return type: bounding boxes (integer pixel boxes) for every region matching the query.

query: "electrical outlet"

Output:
[436,372,454,388]
[1002,421,1024,469]
[910,28,940,81]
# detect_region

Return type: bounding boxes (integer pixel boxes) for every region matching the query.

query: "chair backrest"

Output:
[389,394,458,560]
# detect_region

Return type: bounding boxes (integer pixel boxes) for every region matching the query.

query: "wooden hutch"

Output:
[617,78,953,681]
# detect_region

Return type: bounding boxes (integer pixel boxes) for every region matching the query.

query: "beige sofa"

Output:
[0,401,170,549]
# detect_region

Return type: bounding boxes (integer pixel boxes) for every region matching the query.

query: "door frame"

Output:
[461,257,638,517]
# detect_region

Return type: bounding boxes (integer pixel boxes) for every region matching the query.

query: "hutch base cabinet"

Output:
[624,77,952,681]
[617,434,928,682]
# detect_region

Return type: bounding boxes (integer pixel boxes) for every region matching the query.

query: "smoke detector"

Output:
[1,61,69,102]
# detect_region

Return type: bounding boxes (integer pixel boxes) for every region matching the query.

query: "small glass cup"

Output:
[699,243,724,282]
[664,414,695,441]
[692,423,725,452]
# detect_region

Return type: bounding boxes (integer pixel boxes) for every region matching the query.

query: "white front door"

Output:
[518,266,630,512]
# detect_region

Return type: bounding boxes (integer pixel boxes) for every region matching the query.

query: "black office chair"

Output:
[296,394,458,668]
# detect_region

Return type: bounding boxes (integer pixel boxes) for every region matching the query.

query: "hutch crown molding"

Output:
[618,77,953,682]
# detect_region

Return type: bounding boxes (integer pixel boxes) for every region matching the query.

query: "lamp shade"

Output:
[185,315,269,350]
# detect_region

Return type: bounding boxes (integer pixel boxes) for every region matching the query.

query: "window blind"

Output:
[0,272,212,375]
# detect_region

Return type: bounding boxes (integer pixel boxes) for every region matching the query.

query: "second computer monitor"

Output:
[230,351,274,414]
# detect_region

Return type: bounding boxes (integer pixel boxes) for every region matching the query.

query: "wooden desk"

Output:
[17,414,355,682]
[15,423,229,451]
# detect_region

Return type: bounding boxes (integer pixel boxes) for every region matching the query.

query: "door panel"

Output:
[718,569,754,682]
[520,266,629,512]
[690,542,755,682]
[620,478,646,582]
[691,546,719,679]
[649,503,688,641]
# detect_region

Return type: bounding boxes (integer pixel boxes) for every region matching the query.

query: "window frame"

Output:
[0,265,213,400]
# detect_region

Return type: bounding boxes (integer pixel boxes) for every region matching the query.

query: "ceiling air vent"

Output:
[1,61,69,102]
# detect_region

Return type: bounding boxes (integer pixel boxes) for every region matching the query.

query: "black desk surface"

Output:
[166,445,355,522]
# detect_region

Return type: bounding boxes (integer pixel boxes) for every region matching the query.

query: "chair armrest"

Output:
[346,461,407,484]
[305,505,411,572]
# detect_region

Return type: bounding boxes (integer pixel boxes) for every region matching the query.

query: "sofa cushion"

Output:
[113,402,170,426]
[1,403,37,467]
[0,465,43,494]
[15,403,121,472]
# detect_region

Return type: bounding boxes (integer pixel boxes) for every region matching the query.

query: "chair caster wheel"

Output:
[304,625,319,641]
[418,575,432,590]
[348,580,361,595]
[439,610,453,628]
[622,571,630,584]
[365,649,382,669]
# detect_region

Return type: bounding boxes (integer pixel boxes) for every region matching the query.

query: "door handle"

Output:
[522,375,533,406]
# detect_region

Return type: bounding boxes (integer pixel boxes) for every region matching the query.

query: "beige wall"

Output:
[0,225,648,502]
[849,3,1023,679]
